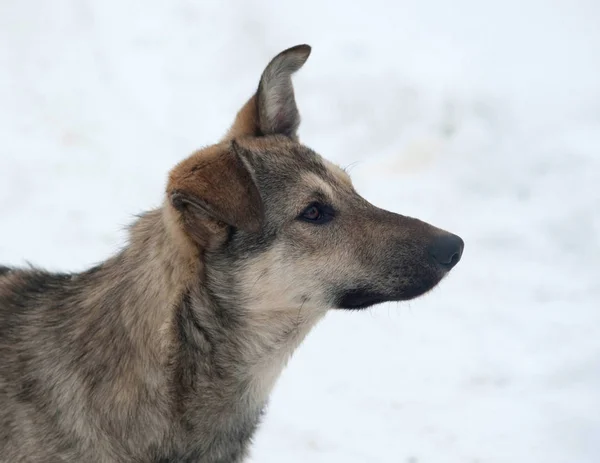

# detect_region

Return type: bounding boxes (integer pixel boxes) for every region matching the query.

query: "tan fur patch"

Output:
[301,172,335,199]
[323,159,353,188]
[236,244,328,402]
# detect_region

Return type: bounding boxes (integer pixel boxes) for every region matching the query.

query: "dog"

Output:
[0,45,463,462]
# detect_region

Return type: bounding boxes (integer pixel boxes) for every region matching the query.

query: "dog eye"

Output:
[298,203,334,224]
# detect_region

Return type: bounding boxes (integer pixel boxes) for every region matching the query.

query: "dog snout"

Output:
[428,233,464,270]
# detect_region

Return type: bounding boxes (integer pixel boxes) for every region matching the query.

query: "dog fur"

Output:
[0,45,463,462]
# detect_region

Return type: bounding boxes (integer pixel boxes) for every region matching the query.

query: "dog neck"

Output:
[104,207,199,361]
[173,265,326,411]
[117,206,323,410]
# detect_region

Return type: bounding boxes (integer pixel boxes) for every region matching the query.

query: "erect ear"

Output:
[225,44,311,141]
[166,141,263,245]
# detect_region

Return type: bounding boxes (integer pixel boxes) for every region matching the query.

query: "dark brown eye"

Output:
[298,203,335,224]
[303,205,321,220]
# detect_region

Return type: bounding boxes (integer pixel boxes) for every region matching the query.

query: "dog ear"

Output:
[226,44,311,141]
[167,141,263,245]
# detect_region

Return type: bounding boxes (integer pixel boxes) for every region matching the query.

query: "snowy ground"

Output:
[1,1,599,462]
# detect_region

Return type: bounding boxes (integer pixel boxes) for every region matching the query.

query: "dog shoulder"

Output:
[0,267,75,314]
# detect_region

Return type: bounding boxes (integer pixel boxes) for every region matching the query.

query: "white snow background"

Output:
[1,1,599,462]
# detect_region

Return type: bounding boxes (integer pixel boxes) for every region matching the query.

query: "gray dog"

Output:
[0,45,463,462]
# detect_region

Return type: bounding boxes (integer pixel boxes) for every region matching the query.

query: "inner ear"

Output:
[257,44,311,139]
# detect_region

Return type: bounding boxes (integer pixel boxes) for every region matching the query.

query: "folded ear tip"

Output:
[292,44,311,56]
[290,44,311,63]
[169,191,184,210]
[275,44,312,68]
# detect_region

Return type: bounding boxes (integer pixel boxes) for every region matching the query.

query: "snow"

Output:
[1,1,599,462]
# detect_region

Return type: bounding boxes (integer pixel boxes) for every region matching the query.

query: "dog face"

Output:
[167,45,463,315]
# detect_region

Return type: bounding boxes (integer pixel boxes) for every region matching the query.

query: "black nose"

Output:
[429,233,464,269]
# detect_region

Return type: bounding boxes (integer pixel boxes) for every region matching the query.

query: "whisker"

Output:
[343,161,362,173]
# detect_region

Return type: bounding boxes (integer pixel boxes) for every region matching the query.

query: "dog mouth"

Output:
[337,290,390,310]
[335,278,442,310]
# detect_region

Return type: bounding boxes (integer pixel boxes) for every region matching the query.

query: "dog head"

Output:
[167,45,463,313]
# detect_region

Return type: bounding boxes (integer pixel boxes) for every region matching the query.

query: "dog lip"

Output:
[337,277,443,309]
[337,290,390,310]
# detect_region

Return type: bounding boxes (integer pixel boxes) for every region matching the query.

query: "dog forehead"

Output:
[235,136,353,201]
[237,136,325,175]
